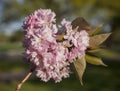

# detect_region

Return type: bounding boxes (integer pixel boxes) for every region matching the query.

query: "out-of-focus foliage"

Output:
[1,0,120,21]
[0,34,9,42]
[9,30,23,42]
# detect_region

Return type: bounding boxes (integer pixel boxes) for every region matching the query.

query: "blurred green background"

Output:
[0,0,120,91]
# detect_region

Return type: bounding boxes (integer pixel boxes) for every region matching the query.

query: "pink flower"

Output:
[23,9,89,83]
[23,9,56,30]
[36,43,70,82]
[61,19,89,61]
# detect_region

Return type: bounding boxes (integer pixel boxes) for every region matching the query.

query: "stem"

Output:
[15,68,34,91]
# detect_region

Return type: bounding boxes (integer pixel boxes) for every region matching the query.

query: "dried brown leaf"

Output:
[89,33,111,49]
[73,57,86,85]
[71,17,91,32]
[91,23,103,36]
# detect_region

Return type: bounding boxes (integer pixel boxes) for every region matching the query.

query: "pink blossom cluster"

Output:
[23,9,89,82]
[61,19,89,61]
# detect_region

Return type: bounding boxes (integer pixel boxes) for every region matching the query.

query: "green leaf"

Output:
[91,49,120,59]
[73,57,86,85]
[89,33,111,49]
[87,48,101,53]
[85,54,107,66]
[91,23,103,36]
[71,17,91,32]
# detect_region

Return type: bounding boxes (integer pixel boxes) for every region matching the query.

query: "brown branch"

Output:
[15,68,34,91]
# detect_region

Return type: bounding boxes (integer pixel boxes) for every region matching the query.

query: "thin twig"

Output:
[15,68,34,91]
